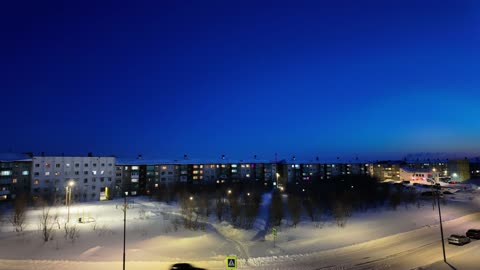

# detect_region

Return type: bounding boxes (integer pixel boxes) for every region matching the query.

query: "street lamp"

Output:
[122,190,128,270]
[66,180,75,223]
[116,185,128,270]
[435,183,446,263]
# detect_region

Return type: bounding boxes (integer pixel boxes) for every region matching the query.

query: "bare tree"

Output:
[38,200,58,242]
[64,222,80,244]
[287,194,301,227]
[333,200,351,228]
[10,194,28,233]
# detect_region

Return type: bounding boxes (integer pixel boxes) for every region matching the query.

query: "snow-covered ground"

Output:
[0,187,479,270]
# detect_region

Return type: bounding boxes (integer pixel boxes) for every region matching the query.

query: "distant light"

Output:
[68,180,75,187]
[247,193,250,196]
[351,185,354,188]
[217,180,220,184]
[227,189,232,194]
[189,196,193,201]
[302,189,305,192]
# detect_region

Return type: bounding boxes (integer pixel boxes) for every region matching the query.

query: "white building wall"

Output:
[32,156,116,202]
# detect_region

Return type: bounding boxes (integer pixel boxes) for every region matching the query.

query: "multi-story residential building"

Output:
[369,161,403,181]
[0,153,32,201]
[31,155,116,202]
[448,159,471,182]
[469,157,480,179]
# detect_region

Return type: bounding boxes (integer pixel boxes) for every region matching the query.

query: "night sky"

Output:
[1,0,480,161]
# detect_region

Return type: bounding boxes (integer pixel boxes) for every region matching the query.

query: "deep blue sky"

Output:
[1,0,480,161]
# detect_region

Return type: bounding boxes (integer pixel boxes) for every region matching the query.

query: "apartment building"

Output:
[448,159,471,182]
[31,155,116,202]
[0,153,32,201]
[369,161,403,181]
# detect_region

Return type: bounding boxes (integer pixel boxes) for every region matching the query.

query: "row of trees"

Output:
[153,182,265,230]
[271,175,428,228]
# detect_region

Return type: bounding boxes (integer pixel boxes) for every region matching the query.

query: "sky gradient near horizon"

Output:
[1,0,480,161]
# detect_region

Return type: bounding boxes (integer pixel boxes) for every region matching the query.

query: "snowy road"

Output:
[245,212,480,270]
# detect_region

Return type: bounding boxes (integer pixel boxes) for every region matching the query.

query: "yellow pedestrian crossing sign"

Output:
[225,255,237,269]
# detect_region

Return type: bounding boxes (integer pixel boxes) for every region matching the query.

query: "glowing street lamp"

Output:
[66,180,75,223]
[189,196,193,201]
[227,189,232,195]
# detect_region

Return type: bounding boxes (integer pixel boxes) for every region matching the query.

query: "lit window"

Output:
[55,164,61,168]
[200,170,203,174]
[232,169,237,173]
[132,166,139,170]
[210,165,215,168]
[45,163,50,168]
[92,171,97,175]
[54,171,60,176]
[35,164,40,167]
[131,178,139,183]
[155,183,159,188]
[246,174,250,178]
[241,165,245,168]
[45,172,50,176]
[232,164,237,168]
[193,165,199,169]
[0,170,12,176]
[12,178,17,183]
[100,170,104,174]
[66,163,70,167]
[34,179,39,185]
[124,166,128,170]
[162,166,167,170]
[193,176,198,180]
[200,165,203,168]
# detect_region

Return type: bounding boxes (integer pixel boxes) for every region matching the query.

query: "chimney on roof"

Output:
[184,154,188,160]
[292,156,296,161]
[316,156,319,161]
[222,154,225,160]
[41,152,45,157]
[254,154,257,160]
[88,152,93,157]
[137,154,142,160]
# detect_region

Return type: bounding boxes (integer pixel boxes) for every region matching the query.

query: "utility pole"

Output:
[435,183,446,263]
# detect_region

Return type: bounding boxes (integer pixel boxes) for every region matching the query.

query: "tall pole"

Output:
[436,184,446,262]
[123,194,126,270]
[67,187,71,223]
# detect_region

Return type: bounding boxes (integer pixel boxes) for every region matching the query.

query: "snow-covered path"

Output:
[252,192,272,241]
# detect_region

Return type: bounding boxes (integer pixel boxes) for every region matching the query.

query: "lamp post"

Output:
[122,190,127,270]
[116,185,128,270]
[435,183,447,263]
[66,180,75,223]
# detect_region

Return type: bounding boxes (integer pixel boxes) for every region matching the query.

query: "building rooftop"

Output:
[0,153,32,162]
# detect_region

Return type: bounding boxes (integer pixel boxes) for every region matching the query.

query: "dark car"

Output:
[448,234,471,245]
[466,229,480,239]
[170,263,206,270]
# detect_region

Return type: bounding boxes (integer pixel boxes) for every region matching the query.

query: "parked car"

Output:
[466,229,480,239]
[448,234,471,245]
[170,263,206,270]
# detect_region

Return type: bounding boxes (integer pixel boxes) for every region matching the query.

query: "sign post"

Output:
[225,255,237,270]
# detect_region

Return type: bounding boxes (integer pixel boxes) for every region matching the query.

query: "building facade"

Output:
[0,154,32,201]
[31,155,116,202]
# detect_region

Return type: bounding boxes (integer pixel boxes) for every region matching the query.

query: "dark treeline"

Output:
[284,175,421,228]
[151,181,267,230]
